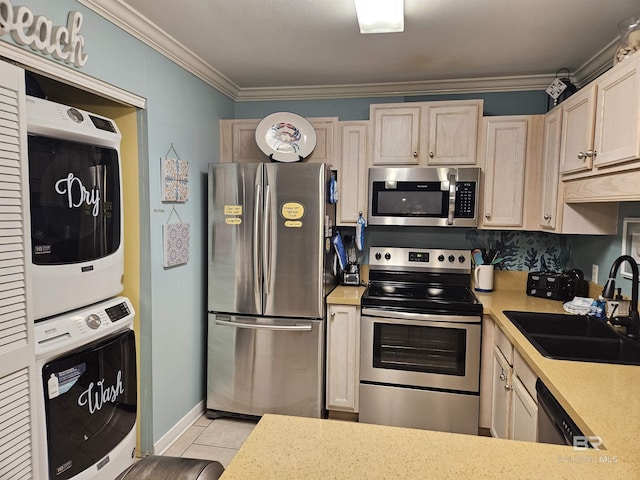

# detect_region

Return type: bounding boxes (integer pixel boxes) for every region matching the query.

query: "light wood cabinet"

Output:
[489,325,538,442]
[326,304,360,412]
[371,105,421,165]
[337,121,368,225]
[539,108,563,230]
[220,117,338,166]
[559,86,596,175]
[423,102,482,165]
[490,344,512,439]
[370,100,482,166]
[560,52,640,178]
[480,115,542,230]
[511,376,538,442]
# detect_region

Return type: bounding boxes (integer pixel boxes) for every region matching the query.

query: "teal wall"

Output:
[2,0,234,452]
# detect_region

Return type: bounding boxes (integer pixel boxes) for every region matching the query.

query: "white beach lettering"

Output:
[55,173,101,217]
[0,1,88,67]
[77,370,124,414]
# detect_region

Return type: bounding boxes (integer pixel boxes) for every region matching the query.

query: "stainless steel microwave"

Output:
[368,167,480,227]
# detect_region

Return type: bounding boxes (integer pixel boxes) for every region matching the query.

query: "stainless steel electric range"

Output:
[359,246,483,435]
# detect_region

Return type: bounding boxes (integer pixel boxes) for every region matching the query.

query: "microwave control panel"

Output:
[455,182,476,218]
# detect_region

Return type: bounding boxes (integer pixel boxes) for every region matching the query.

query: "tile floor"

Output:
[162,414,258,468]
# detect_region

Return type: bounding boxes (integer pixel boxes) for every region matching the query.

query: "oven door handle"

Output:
[361,308,480,324]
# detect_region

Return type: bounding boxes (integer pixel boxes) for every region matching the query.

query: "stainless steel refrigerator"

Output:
[206,162,337,419]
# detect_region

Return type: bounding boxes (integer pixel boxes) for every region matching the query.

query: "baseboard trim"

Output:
[154,400,206,455]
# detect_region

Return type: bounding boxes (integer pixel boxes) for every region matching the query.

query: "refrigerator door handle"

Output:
[263,183,272,295]
[254,182,262,300]
[214,318,313,332]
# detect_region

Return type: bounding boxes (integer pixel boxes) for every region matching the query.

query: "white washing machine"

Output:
[34,297,137,480]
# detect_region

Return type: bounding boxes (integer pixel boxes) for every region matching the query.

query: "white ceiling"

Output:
[83,0,640,100]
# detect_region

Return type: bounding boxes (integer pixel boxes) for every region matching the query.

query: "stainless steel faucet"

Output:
[602,255,640,339]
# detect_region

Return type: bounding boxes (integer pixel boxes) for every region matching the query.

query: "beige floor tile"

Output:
[162,425,206,457]
[195,418,257,449]
[181,444,238,468]
[193,413,213,428]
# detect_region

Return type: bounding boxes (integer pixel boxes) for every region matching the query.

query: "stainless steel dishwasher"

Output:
[536,379,591,447]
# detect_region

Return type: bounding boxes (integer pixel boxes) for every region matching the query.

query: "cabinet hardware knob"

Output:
[485,213,491,219]
[413,151,418,158]
[585,150,594,158]
[577,151,586,159]
[429,151,434,158]
[544,213,551,220]
[330,313,335,319]
[504,384,513,391]
[500,373,506,381]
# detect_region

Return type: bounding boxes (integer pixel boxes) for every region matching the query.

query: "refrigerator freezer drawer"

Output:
[206,314,324,418]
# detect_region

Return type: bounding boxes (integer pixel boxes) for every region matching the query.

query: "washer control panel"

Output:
[35,296,134,358]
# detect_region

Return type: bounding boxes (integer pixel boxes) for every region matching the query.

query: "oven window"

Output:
[373,323,466,376]
[28,135,121,264]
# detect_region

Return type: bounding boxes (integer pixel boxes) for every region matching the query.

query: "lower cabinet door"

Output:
[511,375,538,442]
[326,305,360,412]
[490,345,512,438]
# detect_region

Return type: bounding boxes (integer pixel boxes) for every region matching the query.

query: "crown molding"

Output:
[79,0,614,102]
[234,74,559,101]
[77,0,240,99]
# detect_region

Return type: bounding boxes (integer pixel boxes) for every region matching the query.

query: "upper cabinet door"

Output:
[337,121,368,225]
[220,119,264,163]
[305,118,337,166]
[371,105,421,165]
[539,108,563,230]
[593,58,640,169]
[424,101,481,166]
[481,117,529,228]
[559,85,596,175]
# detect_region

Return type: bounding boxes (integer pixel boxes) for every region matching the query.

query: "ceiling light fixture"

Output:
[354,0,404,34]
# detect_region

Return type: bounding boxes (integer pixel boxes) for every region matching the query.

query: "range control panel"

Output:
[369,247,471,273]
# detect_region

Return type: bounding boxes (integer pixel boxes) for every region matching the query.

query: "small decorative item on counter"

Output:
[615,14,640,64]
[588,296,607,320]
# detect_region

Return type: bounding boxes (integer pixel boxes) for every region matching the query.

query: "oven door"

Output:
[360,309,481,393]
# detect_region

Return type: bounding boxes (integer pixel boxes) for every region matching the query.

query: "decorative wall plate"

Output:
[255,112,316,162]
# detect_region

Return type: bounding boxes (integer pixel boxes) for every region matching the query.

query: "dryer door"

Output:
[42,329,136,479]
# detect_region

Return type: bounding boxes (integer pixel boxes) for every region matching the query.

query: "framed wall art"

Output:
[161,144,189,202]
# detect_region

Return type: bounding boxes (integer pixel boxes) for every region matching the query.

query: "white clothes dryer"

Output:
[34,297,137,480]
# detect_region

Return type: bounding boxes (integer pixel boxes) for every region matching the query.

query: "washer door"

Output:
[42,329,136,479]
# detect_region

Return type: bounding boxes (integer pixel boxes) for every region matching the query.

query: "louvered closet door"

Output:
[0,61,36,480]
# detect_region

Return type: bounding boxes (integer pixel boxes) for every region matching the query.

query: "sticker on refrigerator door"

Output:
[224,205,242,215]
[284,220,302,228]
[281,202,305,220]
[225,217,242,225]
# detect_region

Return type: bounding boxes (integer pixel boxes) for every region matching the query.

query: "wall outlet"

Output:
[592,264,599,284]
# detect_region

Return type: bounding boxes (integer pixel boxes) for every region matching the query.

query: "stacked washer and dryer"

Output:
[26,96,137,479]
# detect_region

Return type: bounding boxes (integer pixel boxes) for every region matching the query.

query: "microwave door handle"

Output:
[447,172,457,225]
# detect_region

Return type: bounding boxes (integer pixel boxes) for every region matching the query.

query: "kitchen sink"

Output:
[503,311,640,365]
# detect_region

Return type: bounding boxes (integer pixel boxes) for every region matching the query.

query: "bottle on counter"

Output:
[589,295,607,320]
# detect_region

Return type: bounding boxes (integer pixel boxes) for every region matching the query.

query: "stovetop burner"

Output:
[362,247,483,315]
